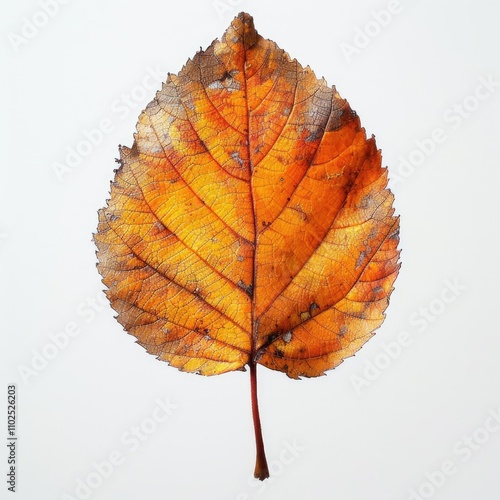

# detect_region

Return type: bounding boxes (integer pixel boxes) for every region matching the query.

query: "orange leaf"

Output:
[94,12,400,480]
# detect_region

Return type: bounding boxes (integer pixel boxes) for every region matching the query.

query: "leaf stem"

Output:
[250,361,269,480]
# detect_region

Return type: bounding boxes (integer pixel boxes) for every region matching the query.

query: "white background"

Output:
[2,0,500,499]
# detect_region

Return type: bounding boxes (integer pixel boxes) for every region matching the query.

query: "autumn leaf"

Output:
[94,12,400,480]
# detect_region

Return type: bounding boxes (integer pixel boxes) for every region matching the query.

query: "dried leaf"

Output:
[94,12,400,480]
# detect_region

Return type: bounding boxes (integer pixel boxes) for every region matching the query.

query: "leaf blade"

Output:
[95,12,400,378]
